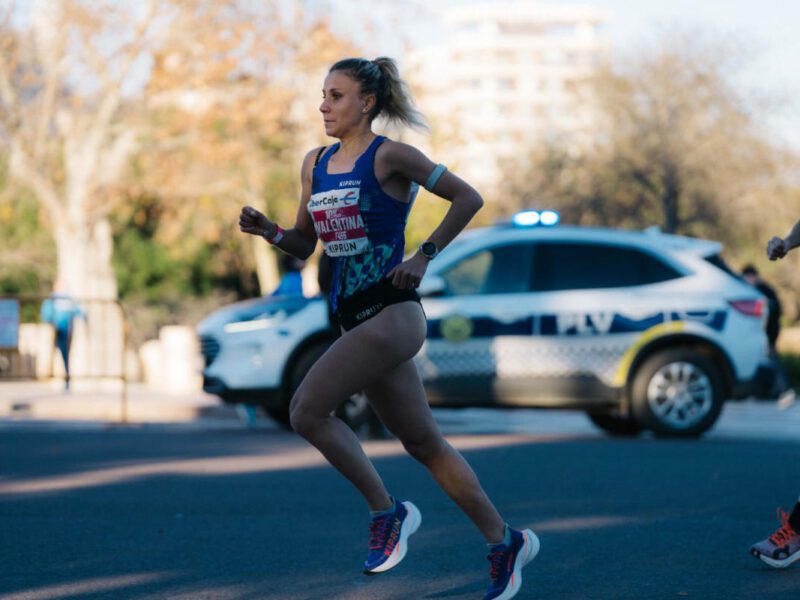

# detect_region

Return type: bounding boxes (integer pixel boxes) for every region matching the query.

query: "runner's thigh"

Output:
[291,302,426,418]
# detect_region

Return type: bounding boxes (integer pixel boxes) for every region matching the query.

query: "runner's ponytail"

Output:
[329,57,428,131]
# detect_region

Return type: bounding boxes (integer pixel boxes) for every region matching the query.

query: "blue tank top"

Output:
[309,136,416,310]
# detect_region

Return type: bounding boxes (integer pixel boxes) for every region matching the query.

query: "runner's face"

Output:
[320,70,369,137]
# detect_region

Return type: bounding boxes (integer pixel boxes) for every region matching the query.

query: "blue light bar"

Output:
[512,210,540,227]
[540,210,560,226]
[511,209,559,227]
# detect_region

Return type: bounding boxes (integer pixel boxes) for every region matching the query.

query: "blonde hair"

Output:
[329,57,428,131]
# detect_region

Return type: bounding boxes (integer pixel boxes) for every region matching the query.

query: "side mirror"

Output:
[418,274,446,297]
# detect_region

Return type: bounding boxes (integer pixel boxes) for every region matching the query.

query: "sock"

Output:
[370,496,396,520]
[789,498,800,531]
[488,523,512,549]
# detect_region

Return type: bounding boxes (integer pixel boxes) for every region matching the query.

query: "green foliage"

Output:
[0,188,56,299]
[111,194,246,345]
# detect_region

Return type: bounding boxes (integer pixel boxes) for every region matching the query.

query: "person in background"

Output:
[40,281,86,392]
[748,225,800,569]
[741,264,794,405]
[741,265,781,352]
[271,253,306,298]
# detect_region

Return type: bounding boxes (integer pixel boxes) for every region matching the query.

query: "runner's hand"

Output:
[767,236,787,260]
[387,254,428,290]
[239,205,274,238]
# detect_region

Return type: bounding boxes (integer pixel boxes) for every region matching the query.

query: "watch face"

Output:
[421,242,437,257]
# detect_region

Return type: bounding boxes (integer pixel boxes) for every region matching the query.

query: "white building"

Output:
[406,2,610,196]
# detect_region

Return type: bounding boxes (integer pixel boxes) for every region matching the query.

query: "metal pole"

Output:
[117,300,128,424]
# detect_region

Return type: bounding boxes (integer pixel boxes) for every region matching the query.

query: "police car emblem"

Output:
[440,315,473,342]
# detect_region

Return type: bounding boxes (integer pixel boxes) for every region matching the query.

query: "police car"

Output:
[197,211,772,437]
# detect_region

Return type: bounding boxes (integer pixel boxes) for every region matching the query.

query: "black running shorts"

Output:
[336,278,422,332]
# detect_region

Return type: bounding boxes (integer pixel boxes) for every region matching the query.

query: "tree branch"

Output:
[9,139,63,221]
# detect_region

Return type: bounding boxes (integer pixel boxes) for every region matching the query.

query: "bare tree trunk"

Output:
[54,217,117,300]
[252,235,278,296]
[661,165,681,234]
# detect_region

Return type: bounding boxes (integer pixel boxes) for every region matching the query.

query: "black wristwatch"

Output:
[419,241,439,260]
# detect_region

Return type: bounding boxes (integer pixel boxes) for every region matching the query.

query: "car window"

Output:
[533,242,682,291]
[704,253,737,277]
[441,243,534,295]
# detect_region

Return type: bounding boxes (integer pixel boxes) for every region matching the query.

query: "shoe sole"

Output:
[493,529,540,600]
[752,547,800,569]
[364,501,422,575]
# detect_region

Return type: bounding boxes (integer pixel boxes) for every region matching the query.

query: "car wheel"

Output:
[266,340,373,432]
[630,349,724,438]
[586,412,645,437]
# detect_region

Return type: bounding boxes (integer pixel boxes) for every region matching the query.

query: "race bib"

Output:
[308,187,369,256]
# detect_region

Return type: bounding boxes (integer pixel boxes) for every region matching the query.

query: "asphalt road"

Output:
[1,404,799,600]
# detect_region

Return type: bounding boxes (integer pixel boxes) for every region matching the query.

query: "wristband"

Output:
[263,225,284,245]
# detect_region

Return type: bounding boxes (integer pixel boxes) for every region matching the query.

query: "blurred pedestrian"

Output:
[270,253,306,297]
[239,56,537,599]
[40,281,85,392]
[748,225,800,568]
[741,265,781,351]
[741,264,793,403]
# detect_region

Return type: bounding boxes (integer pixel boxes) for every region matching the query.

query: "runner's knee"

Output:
[402,434,446,465]
[289,393,324,437]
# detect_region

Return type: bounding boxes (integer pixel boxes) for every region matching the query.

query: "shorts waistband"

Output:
[336,279,421,331]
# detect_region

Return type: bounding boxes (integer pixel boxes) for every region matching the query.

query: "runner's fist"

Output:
[239,206,273,237]
[767,236,787,261]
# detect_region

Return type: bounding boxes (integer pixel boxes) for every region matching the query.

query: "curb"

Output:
[0,390,240,424]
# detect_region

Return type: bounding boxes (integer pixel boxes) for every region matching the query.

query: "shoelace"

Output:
[487,547,507,582]
[769,509,799,546]
[369,515,393,550]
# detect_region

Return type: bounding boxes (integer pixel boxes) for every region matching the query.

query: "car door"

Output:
[528,240,685,397]
[418,241,536,405]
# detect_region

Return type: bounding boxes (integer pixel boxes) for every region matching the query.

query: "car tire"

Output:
[586,412,645,437]
[630,349,724,438]
[266,340,373,432]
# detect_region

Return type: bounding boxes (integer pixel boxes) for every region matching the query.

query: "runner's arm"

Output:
[782,219,800,253]
[238,149,320,259]
[380,141,483,255]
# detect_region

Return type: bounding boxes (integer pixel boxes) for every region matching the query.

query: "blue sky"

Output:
[345,0,800,150]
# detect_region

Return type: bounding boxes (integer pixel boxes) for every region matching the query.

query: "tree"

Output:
[130,8,357,296]
[502,31,795,241]
[0,0,160,299]
[0,0,358,302]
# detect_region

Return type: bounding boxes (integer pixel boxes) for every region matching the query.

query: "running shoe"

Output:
[750,508,800,568]
[363,500,421,575]
[777,388,797,410]
[484,527,540,600]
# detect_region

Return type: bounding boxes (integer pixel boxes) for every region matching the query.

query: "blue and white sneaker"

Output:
[484,527,539,600]
[363,500,422,575]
